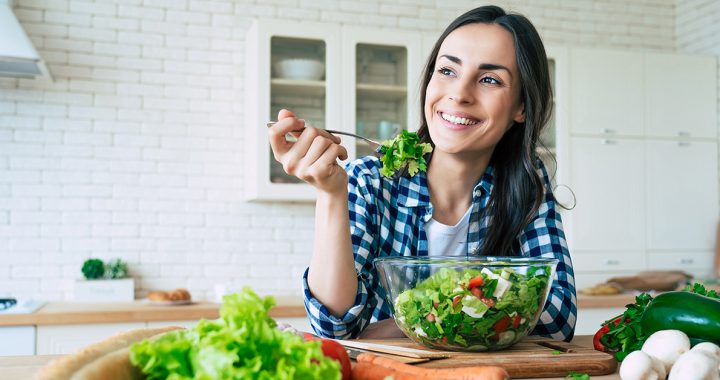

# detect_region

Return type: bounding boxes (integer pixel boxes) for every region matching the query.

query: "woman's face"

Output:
[424,23,525,158]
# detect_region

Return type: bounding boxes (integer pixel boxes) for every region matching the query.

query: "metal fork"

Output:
[266,121,382,149]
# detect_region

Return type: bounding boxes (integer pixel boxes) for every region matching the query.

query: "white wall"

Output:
[0,0,696,301]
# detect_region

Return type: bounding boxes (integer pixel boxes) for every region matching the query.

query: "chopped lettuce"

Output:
[130,287,340,380]
[378,130,433,178]
[394,265,551,350]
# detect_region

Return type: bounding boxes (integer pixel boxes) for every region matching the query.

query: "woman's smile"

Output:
[438,111,483,131]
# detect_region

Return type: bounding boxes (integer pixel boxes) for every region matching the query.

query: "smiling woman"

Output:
[267,5,576,344]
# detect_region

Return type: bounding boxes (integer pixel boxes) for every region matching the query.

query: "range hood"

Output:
[0,0,51,80]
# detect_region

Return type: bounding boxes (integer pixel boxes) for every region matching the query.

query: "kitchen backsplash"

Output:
[0,0,718,301]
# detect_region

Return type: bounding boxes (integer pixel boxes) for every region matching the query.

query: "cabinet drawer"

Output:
[572,252,646,274]
[0,326,35,356]
[646,251,714,273]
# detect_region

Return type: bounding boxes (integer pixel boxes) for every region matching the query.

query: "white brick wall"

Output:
[0,0,699,301]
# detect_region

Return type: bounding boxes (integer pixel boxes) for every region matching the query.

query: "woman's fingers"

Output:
[278,108,295,120]
[268,116,304,160]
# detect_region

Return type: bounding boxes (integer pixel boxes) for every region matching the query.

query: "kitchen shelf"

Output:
[356,83,407,100]
[271,78,326,97]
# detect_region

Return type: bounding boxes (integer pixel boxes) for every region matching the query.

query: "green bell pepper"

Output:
[639,291,720,344]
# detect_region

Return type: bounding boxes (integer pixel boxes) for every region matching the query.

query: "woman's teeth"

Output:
[441,112,476,125]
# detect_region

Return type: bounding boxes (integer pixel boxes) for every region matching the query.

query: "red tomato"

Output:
[512,314,521,329]
[493,315,511,334]
[303,333,351,380]
[452,295,462,307]
[470,287,483,299]
[467,274,484,288]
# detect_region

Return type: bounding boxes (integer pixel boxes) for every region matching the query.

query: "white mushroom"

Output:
[668,349,720,380]
[691,342,720,373]
[620,350,667,380]
[692,342,720,361]
[641,329,691,374]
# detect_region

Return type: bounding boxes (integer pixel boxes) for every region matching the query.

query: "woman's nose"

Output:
[448,80,474,104]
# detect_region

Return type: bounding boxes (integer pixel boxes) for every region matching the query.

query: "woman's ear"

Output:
[513,103,525,124]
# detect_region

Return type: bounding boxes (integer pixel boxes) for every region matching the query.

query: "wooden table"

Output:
[0,335,619,380]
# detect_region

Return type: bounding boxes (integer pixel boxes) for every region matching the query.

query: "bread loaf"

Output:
[34,326,181,380]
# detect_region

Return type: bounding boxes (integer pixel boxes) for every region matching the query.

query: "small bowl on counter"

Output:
[273,58,325,81]
[374,256,558,352]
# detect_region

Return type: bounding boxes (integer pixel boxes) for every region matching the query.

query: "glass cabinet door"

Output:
[354,44,408,158]
[269,37,327,184]
[244,20,341,201]
[341,27,422,162]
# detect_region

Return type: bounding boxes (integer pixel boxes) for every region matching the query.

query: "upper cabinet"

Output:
[341,26,422,160]
[569,48,644,137]
[644,52,717,139]
[244,20,422,202]
[244,20,341,201]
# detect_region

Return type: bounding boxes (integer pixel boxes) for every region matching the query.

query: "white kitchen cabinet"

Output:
[568,48,644,137]
[36,322,145,355]
[340,26,423,159]
[0,326,35,356]
[244,20,422,202]
[564,47,719,291]
[566,137,645,252]
[644,52,717,139]
[244,20,342,202]
[646,251,714,279]
[645,140,718,251]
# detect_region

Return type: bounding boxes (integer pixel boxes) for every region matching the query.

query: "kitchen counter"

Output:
[0,296,306,326]
[0,293,633,327]
[0,335,619,380]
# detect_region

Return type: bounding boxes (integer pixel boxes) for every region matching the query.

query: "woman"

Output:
[268,5,577,342]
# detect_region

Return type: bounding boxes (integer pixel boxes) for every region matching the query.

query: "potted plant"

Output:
[74,258,135,302]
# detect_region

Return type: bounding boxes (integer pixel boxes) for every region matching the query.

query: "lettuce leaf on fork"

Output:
[379,130,433,178]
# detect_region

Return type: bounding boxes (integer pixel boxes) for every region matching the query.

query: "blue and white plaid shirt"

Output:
[303,156,577,342]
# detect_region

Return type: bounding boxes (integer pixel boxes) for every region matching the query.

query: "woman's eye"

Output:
[437,67,454,76]
[480,76,500,85]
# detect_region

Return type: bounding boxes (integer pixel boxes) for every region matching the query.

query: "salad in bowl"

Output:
[374,256,557,351]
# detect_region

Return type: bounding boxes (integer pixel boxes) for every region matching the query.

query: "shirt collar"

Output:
[397,164,495,207]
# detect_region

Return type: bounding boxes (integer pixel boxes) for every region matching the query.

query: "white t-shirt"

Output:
[425,206,473,256]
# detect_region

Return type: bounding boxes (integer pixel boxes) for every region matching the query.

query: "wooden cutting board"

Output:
[358,336,617,378]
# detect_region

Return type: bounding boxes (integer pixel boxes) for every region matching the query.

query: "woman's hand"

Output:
[268,109,349,195]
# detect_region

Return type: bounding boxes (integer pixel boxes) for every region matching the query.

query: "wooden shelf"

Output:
[271,78,326,97]
[357,83,407,100]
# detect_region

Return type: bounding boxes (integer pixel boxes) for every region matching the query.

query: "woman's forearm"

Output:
[307,189,358,318]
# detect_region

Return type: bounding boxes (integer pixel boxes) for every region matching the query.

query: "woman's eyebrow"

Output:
[438,54,512,77]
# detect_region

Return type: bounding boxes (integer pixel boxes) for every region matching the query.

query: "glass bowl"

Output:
[374,256,558,352]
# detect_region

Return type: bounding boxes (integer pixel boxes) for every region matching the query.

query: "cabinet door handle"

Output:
[678,141,691,147]
[605,259,620,265]
[679,258,694,264]
[601,128,616,134]
[677,131,691,137]
[601,139,616,145]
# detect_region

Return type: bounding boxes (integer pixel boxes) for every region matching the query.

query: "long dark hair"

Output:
[417,5,553,256]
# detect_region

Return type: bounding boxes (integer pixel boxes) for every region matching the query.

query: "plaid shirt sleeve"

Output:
[519,161,577,342]
[302,158,389,339]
